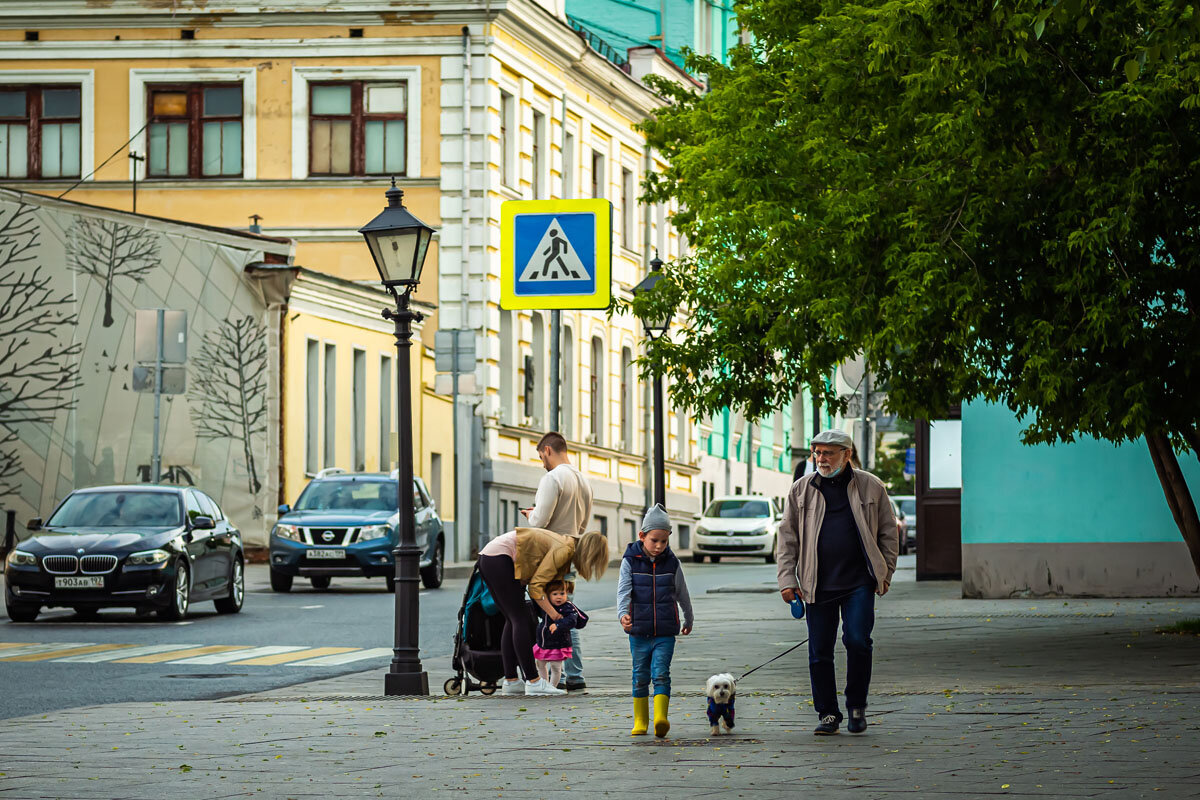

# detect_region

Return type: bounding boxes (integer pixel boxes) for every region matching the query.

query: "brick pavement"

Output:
[1,577,1198,799]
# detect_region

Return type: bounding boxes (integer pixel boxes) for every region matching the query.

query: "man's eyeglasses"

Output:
[812,448,846,459]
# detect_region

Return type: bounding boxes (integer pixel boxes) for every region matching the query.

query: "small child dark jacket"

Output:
[534,601,588,650]
[623,540,681,637]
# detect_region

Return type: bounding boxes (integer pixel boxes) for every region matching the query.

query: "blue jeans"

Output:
[564,628,583,680]
[629,635,676,697]
[805,583,876,719]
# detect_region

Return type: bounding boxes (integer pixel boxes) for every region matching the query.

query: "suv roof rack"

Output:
[314,467,347,479]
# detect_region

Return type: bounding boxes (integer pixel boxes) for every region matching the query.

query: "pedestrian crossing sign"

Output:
[500,199,612,310]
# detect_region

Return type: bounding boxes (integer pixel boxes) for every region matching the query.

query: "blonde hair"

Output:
[572,531,609,582]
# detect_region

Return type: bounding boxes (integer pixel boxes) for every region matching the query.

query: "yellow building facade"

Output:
[0,0,699,557]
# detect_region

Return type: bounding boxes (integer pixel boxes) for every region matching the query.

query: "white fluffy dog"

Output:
[705,673,737,736]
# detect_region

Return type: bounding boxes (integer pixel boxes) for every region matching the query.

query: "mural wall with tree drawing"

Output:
[189,315,268,496]
[0,201,81,495]
[66,216,159,327]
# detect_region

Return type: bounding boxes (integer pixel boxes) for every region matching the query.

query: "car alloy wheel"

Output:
[158,561,190,620]
[421,539,444,589]
[215,557,244,614]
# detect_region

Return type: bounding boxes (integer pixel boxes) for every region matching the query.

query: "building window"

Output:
[305,340,319,474]
[0,85,81,179]
[500,90,514,187]
[591,149,605,198]
[352,348,366,472]
[323,343,337,468]
[590,336,604,445]
[429,452,442,509]
[563,131,575,198]
[532,110,546,198]
[620,346,633,451]
[621,167,635,249]
[379,354,393,469]
[147,83,242,178]
[309,81,407,176]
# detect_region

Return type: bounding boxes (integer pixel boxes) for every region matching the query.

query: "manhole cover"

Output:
[164,673,250,679]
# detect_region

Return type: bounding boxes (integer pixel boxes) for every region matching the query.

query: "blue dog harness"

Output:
[706,696,735,728]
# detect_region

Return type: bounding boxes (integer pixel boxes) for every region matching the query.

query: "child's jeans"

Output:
[536,659,564,687]
[629,635,675,697]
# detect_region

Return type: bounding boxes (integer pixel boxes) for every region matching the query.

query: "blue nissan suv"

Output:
[269,469,445,592]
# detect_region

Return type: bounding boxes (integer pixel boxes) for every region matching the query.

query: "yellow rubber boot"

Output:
[631,696,649,736]
[653,694,670,738]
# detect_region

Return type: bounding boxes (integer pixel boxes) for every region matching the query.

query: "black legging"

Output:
[478,554,538,681]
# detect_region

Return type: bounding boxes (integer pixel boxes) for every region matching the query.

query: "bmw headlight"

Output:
[127,549,169,566]
[358,524,390,542]
[273,524,302,541]
[6,550,36,567]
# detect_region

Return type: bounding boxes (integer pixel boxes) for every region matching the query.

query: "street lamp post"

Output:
[633,254,672,508]
[360,178,435,696]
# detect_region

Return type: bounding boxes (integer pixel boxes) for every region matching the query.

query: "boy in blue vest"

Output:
[617,503,694,737]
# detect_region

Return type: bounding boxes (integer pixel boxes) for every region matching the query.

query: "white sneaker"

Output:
[525,678,567,696]
[500,679,525,695]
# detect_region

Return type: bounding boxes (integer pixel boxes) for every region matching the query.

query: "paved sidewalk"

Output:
[2,577,1199,799]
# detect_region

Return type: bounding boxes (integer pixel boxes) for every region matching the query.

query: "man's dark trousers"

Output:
[805,584,875,720]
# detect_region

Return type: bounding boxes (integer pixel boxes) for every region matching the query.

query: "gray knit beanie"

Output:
[640,503,671,534]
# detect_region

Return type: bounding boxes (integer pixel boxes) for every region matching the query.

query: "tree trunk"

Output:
[1146,431,1200,580]
[102,288,114,328]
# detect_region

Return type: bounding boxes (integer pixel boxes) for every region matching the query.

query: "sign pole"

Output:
[151,309,164,482]
[549,310,561,431]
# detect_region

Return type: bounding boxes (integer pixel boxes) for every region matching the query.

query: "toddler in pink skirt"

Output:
[533,580,589,689]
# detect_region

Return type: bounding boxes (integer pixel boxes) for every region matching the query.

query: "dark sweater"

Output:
[814,467,874,601]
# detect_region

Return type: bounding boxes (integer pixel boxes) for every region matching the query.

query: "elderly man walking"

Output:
[777,429,899,735]
[522,431,593,690]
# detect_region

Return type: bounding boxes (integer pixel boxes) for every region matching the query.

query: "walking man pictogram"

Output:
[541,228,582,279]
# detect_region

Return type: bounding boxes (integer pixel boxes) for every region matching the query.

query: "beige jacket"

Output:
[776,469,899,600]
[511,527,577,601]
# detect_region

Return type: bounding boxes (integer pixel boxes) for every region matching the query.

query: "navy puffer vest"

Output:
[624,541,681,637]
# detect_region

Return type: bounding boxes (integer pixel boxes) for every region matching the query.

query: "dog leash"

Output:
[738,638,808,682]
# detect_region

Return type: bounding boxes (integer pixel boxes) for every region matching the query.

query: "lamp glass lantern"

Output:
[359,180,435,289]
[633,255,671,338]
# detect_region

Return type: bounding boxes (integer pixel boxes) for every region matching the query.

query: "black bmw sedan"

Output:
[4,485,244,622]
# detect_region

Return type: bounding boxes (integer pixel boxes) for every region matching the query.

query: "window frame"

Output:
[0,83,84,180]
[290,66,420,180]
[130,68,255,181]
[307,80,409,177]
[145,82,245,179]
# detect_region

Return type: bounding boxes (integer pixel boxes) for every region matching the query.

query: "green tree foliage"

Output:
[634,0,1200,573]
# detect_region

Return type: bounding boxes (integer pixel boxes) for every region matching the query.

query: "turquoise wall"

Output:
[962,401,1200,544]
[565,0,739,70]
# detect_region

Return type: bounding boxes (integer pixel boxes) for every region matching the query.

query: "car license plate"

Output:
[307,549,345,560]
[54,576,104,589]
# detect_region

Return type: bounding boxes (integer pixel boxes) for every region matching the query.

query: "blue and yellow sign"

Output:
[500,199,612,310]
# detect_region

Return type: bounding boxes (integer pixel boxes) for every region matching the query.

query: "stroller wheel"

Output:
[479,681,498,696]
[443,677,463,696]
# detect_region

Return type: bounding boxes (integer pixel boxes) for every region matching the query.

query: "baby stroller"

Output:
[444,563,505,695]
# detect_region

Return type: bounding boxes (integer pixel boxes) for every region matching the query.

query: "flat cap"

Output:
[811,429,854,449]
[640,503,671,533]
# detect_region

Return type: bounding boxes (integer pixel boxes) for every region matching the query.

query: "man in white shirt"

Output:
[522,431,593,689]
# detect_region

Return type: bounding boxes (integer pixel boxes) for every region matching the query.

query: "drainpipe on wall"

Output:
[454,24,473,561]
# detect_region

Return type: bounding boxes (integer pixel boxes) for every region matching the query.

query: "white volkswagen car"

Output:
[692,495,779,564]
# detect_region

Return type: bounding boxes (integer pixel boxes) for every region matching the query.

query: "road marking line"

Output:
[292,647,393,666]
[0,642,34,651]
[113,645,243,664]
[168,646,308,665]
[0,643,90,659]
[300,605,324,609]
[229,646,357,666]
[53,643,200,663]
[2,643,131,662]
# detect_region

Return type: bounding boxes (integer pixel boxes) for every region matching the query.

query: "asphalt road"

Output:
[0,556,778,720]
